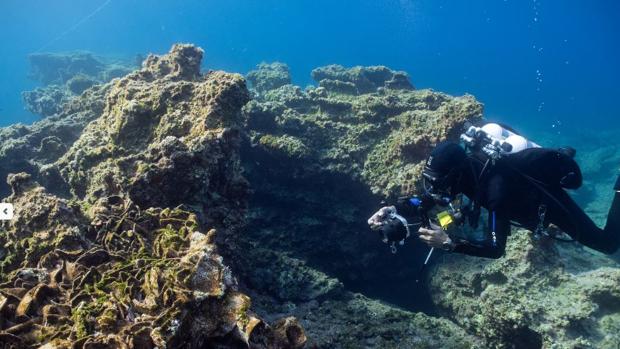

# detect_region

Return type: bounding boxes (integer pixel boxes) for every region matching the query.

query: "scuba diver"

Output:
[368,123,620,259]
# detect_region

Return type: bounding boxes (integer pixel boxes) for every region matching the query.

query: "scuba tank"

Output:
[461,122,582,190]
[460,123,540,161]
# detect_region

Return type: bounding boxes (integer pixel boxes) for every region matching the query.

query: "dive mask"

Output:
[422,167,455,202]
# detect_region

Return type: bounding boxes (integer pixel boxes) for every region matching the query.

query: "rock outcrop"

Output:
[227,62,484,347]
[429,230,620,349]
[22,51,135,118]
[0,44,305,348]
[0,84,110,198]
[27,52,132,86]
[244,62,482,198]
[247,62,291,95]
[237,61,482,286]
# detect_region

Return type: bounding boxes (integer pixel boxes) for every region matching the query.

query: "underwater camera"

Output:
[371,192,463,254]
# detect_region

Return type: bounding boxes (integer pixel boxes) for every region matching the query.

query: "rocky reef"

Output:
[0,45,304,348]
[229,62,484,347]
[243,62,481,198]
[2,44,619,348]
[428,231,620,348]
[0,84,110,198]
[22,51,135,118]
[237,61,481,292]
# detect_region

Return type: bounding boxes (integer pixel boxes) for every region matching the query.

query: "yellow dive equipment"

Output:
[436,210,455,230]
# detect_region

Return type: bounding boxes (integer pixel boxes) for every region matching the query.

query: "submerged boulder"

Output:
[53,44,250,225]
[429,230,620,349]
[21,85,73,117]
[1,84,110,198]
[23,51,136,119]
[311,64,414,94]
[247,62,292,94]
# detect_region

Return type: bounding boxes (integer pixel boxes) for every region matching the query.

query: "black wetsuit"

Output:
[445,158,620,259]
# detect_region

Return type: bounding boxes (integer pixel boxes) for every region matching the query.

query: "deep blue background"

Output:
[1,0,619,135]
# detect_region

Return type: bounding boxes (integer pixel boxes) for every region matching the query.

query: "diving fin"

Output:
[614,174,620,192]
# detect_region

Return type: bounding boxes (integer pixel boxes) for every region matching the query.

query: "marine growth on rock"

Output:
[2,44,619,349]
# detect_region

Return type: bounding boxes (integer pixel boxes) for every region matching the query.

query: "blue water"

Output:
[1,0,619,135]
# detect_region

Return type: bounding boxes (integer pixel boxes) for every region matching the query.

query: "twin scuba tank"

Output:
[460,123,540,160]
[461,122,582,190]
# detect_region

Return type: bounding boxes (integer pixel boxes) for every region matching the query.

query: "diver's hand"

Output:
[367,206,396,231]
[418,223,452,249]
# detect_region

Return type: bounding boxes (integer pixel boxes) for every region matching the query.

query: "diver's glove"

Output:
[368,206,411,253]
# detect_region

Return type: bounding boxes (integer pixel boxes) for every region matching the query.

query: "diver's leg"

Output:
[545,187,620,254]
[604,175,620,234]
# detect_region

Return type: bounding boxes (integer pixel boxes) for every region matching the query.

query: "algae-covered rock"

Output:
[21,85,73,117]
[1,84,110,198]
[247,62,292,94]
[245,62,482,198]
[23,51,135,119]
[429,229,620,348]
[1,44,303,348]
[311,64,414,94]
[53,44,250,223]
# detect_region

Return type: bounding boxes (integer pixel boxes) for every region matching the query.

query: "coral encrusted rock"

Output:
[0,44,305,348]
[246,62,292,94]
[244,62,482,198]
[428,230,620,349]
[53,44,250,224]
[1,84,110,198]
[22,51,135,118]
